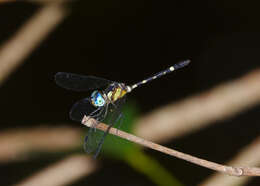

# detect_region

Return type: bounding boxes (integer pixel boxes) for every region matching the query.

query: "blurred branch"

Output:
[0,2,67,85]
[199,136,260,186]
[136,69,260,142]
[0,0,66,4]
[30,0,69,3]
[0,0,15,2]
[82,116,260,177]
[0,126,81,162]
[13,154,98,186]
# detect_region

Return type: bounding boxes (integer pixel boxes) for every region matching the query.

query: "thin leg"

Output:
[84,107,103,125]
[93,111,123,159]
[92,96,126,158]
[114,97,126,130]
[116,112,124,130]
[83,107,105,153]
[83,127,93,152]
[92,104,109,132]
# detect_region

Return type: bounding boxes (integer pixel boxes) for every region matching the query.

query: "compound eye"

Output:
[96,96,104,106]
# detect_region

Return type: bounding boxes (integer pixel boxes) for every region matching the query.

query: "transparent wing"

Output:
[84,128,104,153]
[84,96,127,157]
[84,127,104,154]
[105,97,126,127]
[70,97,107,154]
[55,72,112,92]
[83,105,107,154]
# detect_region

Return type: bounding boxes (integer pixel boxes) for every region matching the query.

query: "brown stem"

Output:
[82,116,260,177]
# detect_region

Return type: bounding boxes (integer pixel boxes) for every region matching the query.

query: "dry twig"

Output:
[82,116,260,177]
[199,136,260,186]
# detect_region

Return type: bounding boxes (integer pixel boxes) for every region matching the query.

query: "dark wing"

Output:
[55,72,112,92]
[69,98,101,122]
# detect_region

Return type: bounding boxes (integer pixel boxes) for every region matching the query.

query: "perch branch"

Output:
[82,116,260,177]
[199,136,260,186]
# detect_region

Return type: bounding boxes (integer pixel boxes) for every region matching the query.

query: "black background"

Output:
[0,1,259,185]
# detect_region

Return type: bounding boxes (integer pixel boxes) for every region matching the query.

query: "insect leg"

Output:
[84,107,105,149]
[83,106,103,126]
[93,114,120,159]
[93,105,123,158]
[116,112,124,130]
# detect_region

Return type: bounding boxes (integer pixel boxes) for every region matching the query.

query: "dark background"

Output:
[0,1,259,185]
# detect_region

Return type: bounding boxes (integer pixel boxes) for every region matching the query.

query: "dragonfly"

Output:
[55,60,190,158]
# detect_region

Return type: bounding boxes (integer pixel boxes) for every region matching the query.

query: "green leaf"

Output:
[125,148,184,186]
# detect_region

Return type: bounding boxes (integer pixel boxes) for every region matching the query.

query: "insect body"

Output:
[55,60,190,157]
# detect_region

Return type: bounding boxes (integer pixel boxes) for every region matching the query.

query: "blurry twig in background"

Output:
[136,69,260,142]
[28,0,69,3]
[0,2,67,85]
[0,0,15,2]
[13,155,98,186]
[0,0,69,4]
[199,136,260,186]
[0,126,81,162]
[82,117,260,177]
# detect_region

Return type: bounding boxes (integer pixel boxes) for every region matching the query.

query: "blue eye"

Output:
[91,91,105,107]
[96,97,104,106]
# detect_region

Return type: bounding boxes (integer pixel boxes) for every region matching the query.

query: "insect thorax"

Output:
[106,83,128,103]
